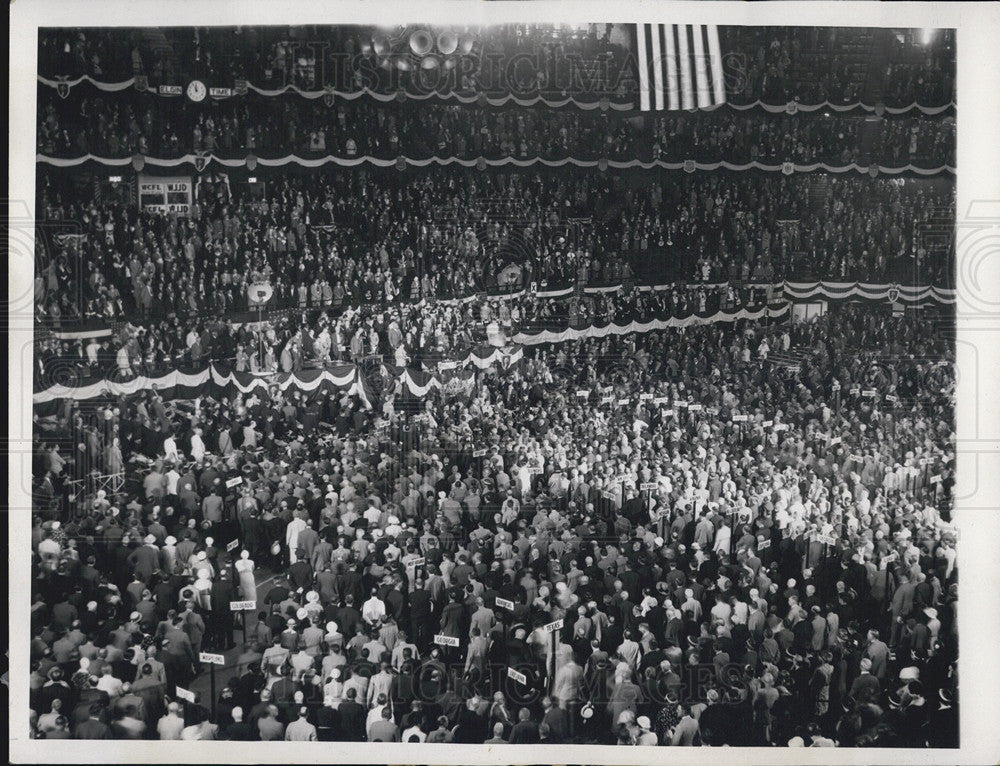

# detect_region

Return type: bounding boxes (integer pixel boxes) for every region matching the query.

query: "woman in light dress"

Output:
[235,550,257,603]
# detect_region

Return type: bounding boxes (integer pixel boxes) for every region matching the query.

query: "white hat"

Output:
[636,716,651,730]
[165,536,177,546]
[899,666,920,682]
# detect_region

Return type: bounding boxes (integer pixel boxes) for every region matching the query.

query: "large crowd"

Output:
[34,168,954,332]
[37,26,954,108]
[38,88,956,170]
[30,306,958,745]
[29,22,959,750]
[720,27,955,108]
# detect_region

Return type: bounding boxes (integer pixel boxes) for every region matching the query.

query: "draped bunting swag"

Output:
[38,74,955,116]
[36,152,955,176]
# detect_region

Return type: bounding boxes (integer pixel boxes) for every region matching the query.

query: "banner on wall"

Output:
[137,174,193,215]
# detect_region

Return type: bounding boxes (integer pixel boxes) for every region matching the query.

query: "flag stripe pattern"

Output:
[635,24,727,111]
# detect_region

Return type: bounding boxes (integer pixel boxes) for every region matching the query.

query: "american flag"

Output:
[633,24,727,111]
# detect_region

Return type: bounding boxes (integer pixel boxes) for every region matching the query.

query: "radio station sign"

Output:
[138,174,192,215]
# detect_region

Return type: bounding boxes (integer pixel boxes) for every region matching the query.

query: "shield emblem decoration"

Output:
[323,87,335,107]
[476,157,487,171]
[248,282,274,305]
[135,75,148,92]
[782,162,795,176]
[396,156,408,172]
[57,81,70,99]
[887,284,900,303]
[132,154,145,172]
[786,101,798,115]
[246,153,257,172]
[875,101,886,117]
[599,98,610,112]
[234,79,248,96]
[598,158,609,172]
[194,154,208,173]
[683,160,696,174]
[868,165,879,178]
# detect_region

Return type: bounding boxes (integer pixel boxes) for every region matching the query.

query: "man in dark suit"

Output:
[270,666,298,721]
[288,551,313,592]
[508,706,539,743]
[341,564,365,608]
[848,657,881,703]
[408,583,432,649]
[336,596,362,638]
[316,697,341,741]
[221,706,255,740]
[210,569,236,650]
[74,705,111,739]
[541,695,569,742]
[338,687,367,741]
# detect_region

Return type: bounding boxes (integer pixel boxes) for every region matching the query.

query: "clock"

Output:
[186,80,207,102]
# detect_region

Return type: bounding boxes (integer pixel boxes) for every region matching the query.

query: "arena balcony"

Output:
[36,85,955,171]
[33,165,954,335]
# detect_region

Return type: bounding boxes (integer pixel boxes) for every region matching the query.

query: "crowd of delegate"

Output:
[29,22,958,749]
[34,167,954,335]
[30,306,957,745]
